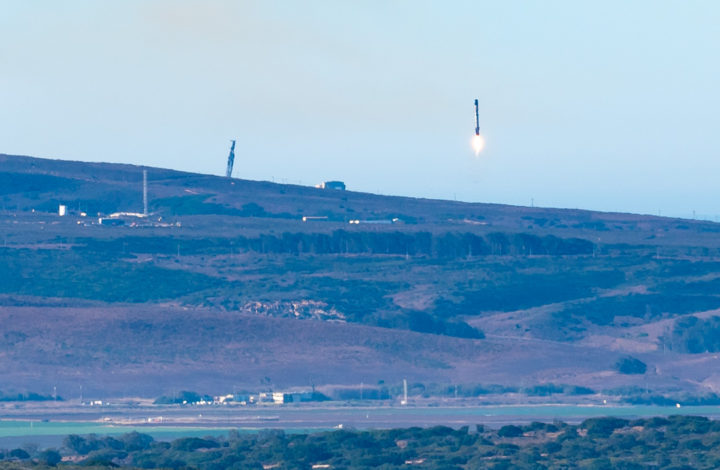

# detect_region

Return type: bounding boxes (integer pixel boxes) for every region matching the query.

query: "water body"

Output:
[2,404,720,448]
[0,421,230,449]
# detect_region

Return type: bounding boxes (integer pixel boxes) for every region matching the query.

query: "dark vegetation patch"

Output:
[497,424,524,437]
[663,315,720,353]
[380,310,484,339]
[601,387,720,406]
[0,391,60,402]
[75,230,594,258]
[581,417,629,437]
[623,394,720,406]
[523,383,595,396]
[9,416,720,469]
[0,172,78,195]
[436,268,625,315]
[33,191,140,215]
[0,248,223,303]
[659,277,720,296]
[615,356,647,375]
[647,260,720,278]
[152,196,294,219]
[556,294,720,326]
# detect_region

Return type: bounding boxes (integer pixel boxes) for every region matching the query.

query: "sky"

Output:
[2,1,720,218]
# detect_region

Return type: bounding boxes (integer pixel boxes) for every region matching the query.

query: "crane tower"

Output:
[226,140,236,178]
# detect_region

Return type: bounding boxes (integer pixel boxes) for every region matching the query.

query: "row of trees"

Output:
[6,415,720,469]
[82,230,594,258]
[226,231,594,257]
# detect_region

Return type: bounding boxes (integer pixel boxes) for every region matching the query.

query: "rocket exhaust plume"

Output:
[471,99,485,155]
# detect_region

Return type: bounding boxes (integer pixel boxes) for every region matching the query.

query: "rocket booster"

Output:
[470,99,485,154]
[474,99,480,136]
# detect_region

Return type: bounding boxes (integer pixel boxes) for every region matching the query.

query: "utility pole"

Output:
[142,169,148,217]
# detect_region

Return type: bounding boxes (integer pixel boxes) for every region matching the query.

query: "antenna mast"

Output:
[142,169,148,216]
[226,140,236,178]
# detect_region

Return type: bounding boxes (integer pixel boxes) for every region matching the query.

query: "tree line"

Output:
[81,231,594,258]
[234,231,593,257]
[5,415,720,469]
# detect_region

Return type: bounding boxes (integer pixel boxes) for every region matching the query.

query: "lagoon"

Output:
[2,403,720,448]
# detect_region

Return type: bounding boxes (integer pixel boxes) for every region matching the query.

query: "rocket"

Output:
[474,99,480,136]
[471,99,485,154]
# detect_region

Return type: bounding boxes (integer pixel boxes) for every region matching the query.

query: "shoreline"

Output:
[2,402,720,449]
[2,402,720,428]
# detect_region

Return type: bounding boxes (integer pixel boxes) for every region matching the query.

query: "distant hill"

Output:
[2,153,720,399]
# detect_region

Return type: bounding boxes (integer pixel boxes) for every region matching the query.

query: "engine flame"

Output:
[471,134,485,155]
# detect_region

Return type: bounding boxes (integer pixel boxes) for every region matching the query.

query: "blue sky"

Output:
[2,1,719,218]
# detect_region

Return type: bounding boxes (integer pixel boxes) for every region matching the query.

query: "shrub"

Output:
[120,432,154,452]
[8,448,30,460]
[582,417,629,438]
[37,449,62,466]
[497,425,523,438]
[615,356,647,375]
[171,437,220,452]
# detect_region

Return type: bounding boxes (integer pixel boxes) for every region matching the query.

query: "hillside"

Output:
[2,153,720,399]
